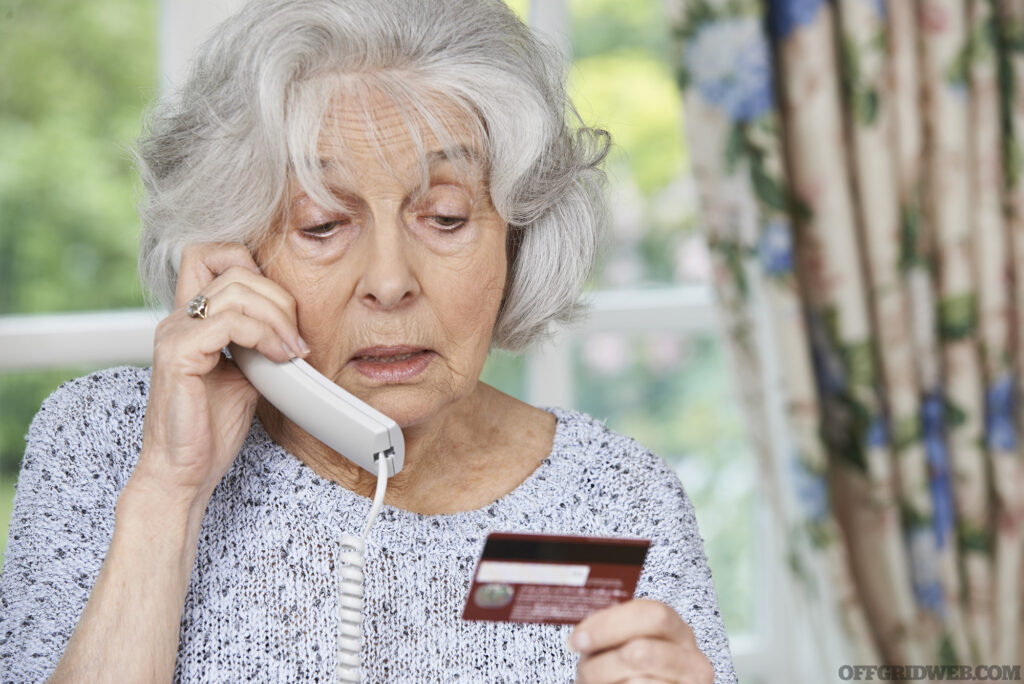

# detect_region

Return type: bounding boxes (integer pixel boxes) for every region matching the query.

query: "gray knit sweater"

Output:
[0,366,736,683]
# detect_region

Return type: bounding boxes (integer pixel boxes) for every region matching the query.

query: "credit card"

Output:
[461,532,651,625]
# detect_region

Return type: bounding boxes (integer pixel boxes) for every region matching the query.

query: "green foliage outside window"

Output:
[1,0,156,314]
[0,0,157,485]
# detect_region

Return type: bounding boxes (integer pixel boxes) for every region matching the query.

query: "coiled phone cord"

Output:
[335,454,390,684]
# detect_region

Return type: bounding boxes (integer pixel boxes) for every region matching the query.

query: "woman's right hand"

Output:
[48,243,306,683]
[134,242,309,504]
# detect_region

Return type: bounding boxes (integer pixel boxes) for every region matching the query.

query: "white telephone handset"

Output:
[229,343,404,476]
[227,343,401,683]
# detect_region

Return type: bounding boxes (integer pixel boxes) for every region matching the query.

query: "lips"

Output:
[351,345,429,362]
[348,345,436,383]
[363,352,417,362]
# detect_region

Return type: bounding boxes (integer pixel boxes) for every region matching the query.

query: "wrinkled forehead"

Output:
[321,88,481,158]
[290,77,489,208]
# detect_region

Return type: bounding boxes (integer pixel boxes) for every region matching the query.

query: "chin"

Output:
[358,389,450,430]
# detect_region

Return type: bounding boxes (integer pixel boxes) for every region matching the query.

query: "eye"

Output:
[426,215,467,231]
[300,219,348,240]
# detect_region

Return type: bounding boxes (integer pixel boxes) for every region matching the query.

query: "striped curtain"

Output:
[670,0,1024,672]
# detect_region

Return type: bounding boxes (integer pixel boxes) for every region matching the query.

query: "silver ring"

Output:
[186,294,210,320]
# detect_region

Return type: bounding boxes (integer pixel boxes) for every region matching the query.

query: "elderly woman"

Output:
[0,0,735,682]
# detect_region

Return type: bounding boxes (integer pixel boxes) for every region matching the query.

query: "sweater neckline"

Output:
[244,405,579,533]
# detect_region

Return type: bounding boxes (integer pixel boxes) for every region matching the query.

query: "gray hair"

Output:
[137,0,608,352]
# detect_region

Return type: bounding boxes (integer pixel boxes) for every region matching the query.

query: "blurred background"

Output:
[0,0,763,678]
[8,0,1022,679]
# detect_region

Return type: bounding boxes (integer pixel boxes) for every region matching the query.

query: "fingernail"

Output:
[297,336,311,356]
[282,342,297,360]
[569,630,590,653]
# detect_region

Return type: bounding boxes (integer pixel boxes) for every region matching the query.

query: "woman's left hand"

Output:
[570,599,715,684]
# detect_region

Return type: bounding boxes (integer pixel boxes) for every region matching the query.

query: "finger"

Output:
[575,637,686,684]
[157,309,294,373]
[174,243,261,308]
[203,310,295,363]
[201,279,306,357]
[571,600,690,656]
[202,265,300,328]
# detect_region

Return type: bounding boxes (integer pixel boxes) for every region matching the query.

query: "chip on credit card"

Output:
[462,532,651,625]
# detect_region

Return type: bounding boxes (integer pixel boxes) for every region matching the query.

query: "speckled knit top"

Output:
[0,366,736,683]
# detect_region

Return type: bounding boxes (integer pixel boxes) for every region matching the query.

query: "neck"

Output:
[256,382,494,511]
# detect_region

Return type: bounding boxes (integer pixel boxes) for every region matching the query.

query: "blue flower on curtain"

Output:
[758,219,794,276]
[866,413,887,448]
[808,313,846,393]
[861,0,885,21]
[948,81,968,100]
[684,17,773,122]
[985,374,1018,452]
[922,392,955,549]
[907,526,945,616]
[767,0,829,40]
[791,455,829,523]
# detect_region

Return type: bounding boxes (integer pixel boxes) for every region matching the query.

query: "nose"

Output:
[353,216,420,310]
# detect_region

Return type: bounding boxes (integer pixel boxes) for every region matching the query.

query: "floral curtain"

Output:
[670,0,1024,674]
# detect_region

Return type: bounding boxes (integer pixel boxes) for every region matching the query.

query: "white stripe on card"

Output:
[476,561,590,586]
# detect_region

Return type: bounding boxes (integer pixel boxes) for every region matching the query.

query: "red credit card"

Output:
[462,532,650,625]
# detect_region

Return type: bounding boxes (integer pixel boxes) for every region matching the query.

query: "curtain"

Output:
[670,0,1024,673]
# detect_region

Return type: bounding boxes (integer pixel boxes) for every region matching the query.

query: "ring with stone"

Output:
[186,293,210,320]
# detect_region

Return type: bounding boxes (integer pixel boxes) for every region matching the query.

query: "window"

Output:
[486,2,768,675]
[0,0,159,550]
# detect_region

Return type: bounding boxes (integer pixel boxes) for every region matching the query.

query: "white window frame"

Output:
[0,0,788,679]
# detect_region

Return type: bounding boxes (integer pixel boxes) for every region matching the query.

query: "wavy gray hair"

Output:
[137,0,608,352]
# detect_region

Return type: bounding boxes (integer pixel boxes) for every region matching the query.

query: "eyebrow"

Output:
[424,144,484,168]
[293,144,487,211]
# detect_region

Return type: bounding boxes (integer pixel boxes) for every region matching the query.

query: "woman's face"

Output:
[258,94,508,430]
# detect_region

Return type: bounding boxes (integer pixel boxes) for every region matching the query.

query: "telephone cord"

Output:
[335,454,390,684]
